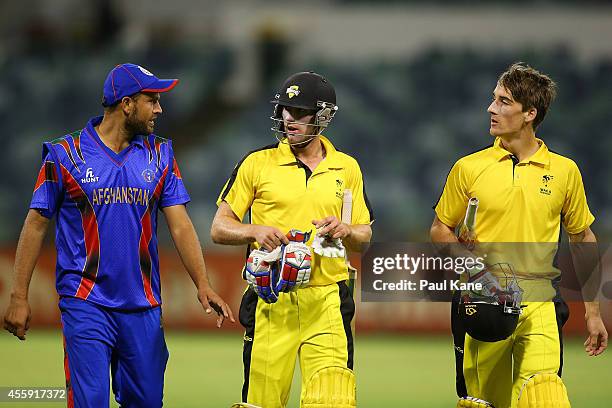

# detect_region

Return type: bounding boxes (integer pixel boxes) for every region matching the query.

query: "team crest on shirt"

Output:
[286,85,300,99]
[540,174,554,195]
[335,179,344,199]
[142,168,156,183]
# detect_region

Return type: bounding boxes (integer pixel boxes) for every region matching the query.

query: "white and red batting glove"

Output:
[464,267,504,300]
[276,242,312,292]
[245,247,282,303]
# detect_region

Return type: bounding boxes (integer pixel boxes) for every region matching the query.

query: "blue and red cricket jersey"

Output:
[30,116,190,310]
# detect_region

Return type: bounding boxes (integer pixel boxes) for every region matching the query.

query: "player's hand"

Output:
[584,314,608,356]
[197,285,235,328]
[3,295,31,341]
[249,225,289,251]
[458,228,478,251]
[312,216,351,240]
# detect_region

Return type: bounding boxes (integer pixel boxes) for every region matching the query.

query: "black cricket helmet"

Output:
[270,71,338,141]
[458,263,523,342]
[459,302,520,342]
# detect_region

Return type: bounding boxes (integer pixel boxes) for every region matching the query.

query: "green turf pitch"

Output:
[0,331,610,407]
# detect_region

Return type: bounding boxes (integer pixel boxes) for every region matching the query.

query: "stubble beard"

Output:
[126,108,152,136]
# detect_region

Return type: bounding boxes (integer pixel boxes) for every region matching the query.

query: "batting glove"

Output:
[312,234,345,258]
[465,267,504,298]
[245,247,282,303]
[276,242,312,292]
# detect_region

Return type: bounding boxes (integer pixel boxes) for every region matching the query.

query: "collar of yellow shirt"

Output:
[276,135,345,173]
[491,137,551,168]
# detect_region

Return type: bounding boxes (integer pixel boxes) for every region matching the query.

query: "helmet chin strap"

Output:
[274,127,319,147]
[275,133,317,147]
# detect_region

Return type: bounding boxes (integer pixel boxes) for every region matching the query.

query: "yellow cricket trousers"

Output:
[460,300,569,408]
[239,281,355,408]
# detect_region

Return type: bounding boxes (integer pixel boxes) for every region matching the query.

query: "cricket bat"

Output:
[457,197,478,250]
[342,189,357,296]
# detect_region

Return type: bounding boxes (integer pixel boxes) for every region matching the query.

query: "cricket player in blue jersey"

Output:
[3,63,235,407]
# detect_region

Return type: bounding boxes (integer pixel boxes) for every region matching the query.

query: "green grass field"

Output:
[1,330,610,407]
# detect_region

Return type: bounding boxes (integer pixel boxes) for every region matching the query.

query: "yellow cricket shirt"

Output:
[435,137,594,278]
[217,135,373,285]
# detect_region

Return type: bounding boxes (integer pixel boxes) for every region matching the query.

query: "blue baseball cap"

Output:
[102,63,179,107]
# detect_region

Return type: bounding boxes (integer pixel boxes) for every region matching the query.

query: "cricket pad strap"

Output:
[457,396,495,407]
[517,373,571,408]
[302,366,356,408]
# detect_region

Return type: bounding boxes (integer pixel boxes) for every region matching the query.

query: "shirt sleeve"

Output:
[216,153,257,221]
[160,141,191,208]
[562,160,595,234]
[434,159,470,228]
[347,159,374,225]
[30,144,63,219]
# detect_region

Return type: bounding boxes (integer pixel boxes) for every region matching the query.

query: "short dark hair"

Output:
[498,62,557,129]
[102,93,142,111]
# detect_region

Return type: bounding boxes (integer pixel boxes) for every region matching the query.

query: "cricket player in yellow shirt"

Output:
[211,71,373,408]
[431,63,608,408]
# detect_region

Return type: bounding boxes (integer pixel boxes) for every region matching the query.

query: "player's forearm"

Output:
[584,301,601,318]
[210,215,255,246]
[569,227,601,313]
[11,210,50,299]
[343,224,372,252]
[430,219,459,244]
[430,219,466,255]
[430,217,477,263]
[170,221,212,289]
